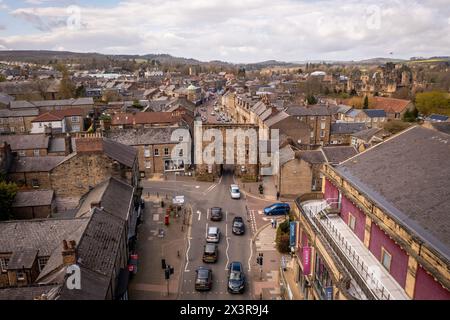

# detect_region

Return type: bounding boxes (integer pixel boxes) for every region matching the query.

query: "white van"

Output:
[206,226,221,243]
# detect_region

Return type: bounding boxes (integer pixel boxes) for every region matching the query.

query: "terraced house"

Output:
[292,126,450,300]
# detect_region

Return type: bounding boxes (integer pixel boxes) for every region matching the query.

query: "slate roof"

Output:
[11,156,65,172]
[102,138,137,168]
[0,134,49,150]
[279,145,296,166]
[336,126,450,261]
[76,177,133,222]
[331,122,367,135]
[7,249,38,269]
[0,108,39,118]
[12,190,54,208]
[297,150,326,164]
[264,111,290,127]
[285,104,336,116]
[0,218,89,256]
[351,127,384,142]
[321,146,358,165]
[10,98,93,110]
[363,109,386,118]
[0,285,60,300]
[106,127,189,146]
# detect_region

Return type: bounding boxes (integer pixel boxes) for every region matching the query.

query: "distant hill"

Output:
[0,50,234,68]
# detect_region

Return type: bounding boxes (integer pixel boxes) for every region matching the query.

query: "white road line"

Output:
[205,222,209,238]
[247,239,253,272]
[226,211,228,222]
[206,208,209,220]
[197,210,201,221]
[225,237,230,270]
[184,205,193,272]
[226,223,228,237]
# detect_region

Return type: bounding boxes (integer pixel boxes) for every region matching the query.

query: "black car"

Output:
[210,207,223,221]
[195,267,212,291]
[227,262,245,294]
[232,216,245,235]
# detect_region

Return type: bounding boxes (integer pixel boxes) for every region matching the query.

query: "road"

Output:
[133,169,285,300]
[198,95,233,125]
[179,166,253,299]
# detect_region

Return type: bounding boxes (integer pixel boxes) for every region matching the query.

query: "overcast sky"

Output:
[0,0,449,63]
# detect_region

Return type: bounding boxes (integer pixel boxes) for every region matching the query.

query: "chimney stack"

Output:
[90,201,101,209]
[62,240,77,266]
[75,137,103,154]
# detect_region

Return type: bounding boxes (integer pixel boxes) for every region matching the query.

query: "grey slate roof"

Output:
[0,285,60,300]
[10,98,94,110]
[1,134,49,150]
[279,145,296,165]
[285,104,336,116]
[336,126,450,261]
[0,218,89,256]
[76,177,133,222]
[7,249,38,269]
[105,127,188,146]
[298,150,326,164]
[331,122,367,135]
[11,156,65,172]
[351,127,384,142]
[321,146,358,165]
[12,190,54,208]
[102,138,137,168]
[0,108,39,118]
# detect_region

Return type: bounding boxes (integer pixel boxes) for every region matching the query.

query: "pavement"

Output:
[129,197,189,300]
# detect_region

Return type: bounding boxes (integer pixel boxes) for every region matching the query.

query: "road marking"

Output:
[197,210,201,221]
[207,208,209,220]
[226,223,228,237]
[226,211,228,222]
[184,206,193,273]
[247,239,253,272]
[205,222,208,238]
[225,237,230,270]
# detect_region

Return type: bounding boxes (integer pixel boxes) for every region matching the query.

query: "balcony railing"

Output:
[302,203,392,300]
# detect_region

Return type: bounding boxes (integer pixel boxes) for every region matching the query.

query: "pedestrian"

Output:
[271,218,275,228]
[274,219,277,229]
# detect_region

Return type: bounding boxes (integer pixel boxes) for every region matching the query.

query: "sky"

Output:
[0,0,449,63]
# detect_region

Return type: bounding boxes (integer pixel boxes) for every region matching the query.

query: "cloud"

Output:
[2,0,450,63]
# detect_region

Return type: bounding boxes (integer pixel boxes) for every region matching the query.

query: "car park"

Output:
[232,216,245,235]
[202,243,218,263]
[263,203,291,216]
[195,267,213,291]
[210,207,223,221]
[206,226,221,243]
[227,262,245,293]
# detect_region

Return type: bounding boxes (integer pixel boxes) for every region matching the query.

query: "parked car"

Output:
[211,111,216,116]
[227,262,245,293]
[195,267,213,291]
[210,207,223,221]
[232,216,245,235]
[206,226,221,243]
[203,243,218,263]
[230,184,241,199]
[263,203,291,216]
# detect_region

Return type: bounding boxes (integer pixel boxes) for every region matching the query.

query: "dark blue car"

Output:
[263,203,291,216]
